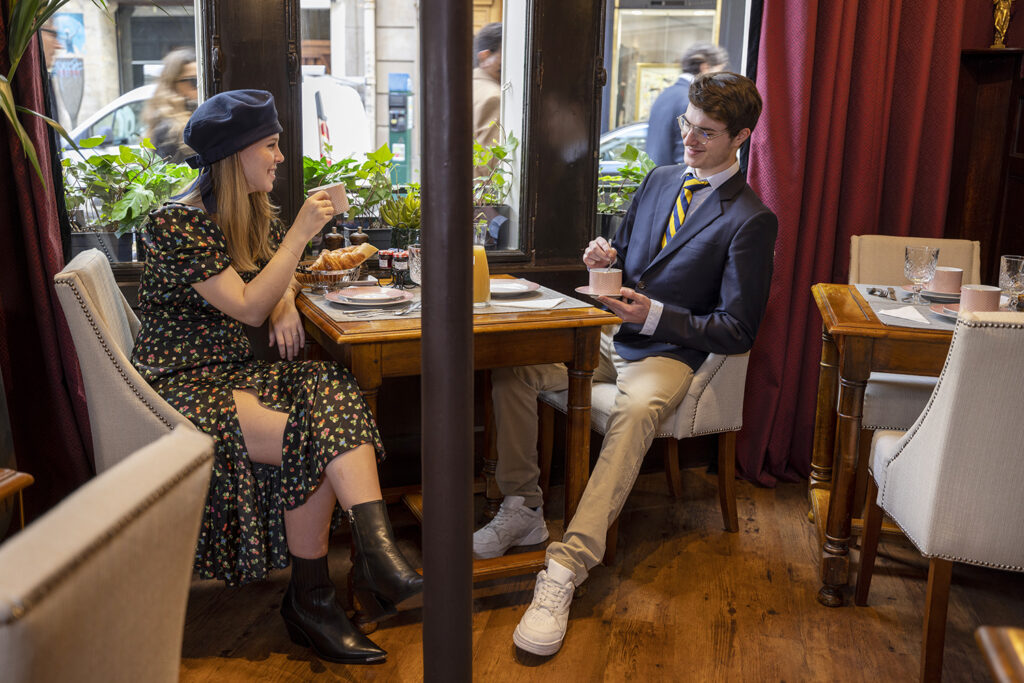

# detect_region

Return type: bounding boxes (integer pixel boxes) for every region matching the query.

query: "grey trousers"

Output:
[491,326,694,584]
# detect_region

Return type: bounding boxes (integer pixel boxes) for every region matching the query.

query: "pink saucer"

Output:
[575,285,622,299]
[929,303,958,321]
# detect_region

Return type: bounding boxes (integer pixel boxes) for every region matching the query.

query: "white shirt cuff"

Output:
[640,299,663,336]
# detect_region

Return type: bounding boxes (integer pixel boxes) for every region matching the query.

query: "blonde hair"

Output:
[142,48,195,156]
[183,154,280,272]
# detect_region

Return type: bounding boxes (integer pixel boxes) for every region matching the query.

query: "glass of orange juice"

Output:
[472,244,490,307]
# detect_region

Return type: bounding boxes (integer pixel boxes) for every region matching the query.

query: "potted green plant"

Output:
[472,128,518,249]
[303,144,395,249]
[596,143,654,239]
[62,135,198,262]
[379,184,421,249]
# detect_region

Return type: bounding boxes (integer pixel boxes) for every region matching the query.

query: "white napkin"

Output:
[497,297,565,311]
[878,306,930,324]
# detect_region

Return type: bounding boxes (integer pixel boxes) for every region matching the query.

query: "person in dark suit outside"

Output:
[474,71,777,657]
[645,43,729,166]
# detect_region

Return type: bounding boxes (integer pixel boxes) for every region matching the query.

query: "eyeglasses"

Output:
[676,114,729,145]
[39,27,58,37]
[177,76,198,88]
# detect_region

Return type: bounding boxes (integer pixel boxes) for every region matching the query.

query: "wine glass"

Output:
[999,254,1024,311]
[904,246,940,305]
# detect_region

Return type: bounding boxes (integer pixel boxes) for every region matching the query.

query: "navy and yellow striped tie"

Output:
[661,173,710,250]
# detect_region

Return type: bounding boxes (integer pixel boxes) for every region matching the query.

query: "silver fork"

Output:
[393,301,422,316]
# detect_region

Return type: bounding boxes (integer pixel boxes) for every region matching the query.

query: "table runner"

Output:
[853,284,957,331]
[305,282,594,322]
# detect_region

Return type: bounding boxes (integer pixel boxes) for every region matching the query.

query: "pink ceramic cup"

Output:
[959,284,1001,312]
[589,267,622,296]
[928,266,963,294]
[308,182,350,215]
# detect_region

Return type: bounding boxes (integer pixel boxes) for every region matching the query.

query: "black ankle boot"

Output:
[280,555,386,664]
[348,500,424,620]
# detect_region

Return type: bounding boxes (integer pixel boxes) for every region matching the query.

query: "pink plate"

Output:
[928,303,958,321]
[490,279,541,297]
[325,288,414,307]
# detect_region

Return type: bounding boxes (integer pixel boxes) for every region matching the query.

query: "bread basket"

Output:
[295,261,363,292]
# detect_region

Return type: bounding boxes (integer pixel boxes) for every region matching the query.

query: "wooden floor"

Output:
[180,469,1023,682]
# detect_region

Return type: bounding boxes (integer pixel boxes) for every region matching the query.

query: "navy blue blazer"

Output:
[645,75,692,166]
[611,165,778,372]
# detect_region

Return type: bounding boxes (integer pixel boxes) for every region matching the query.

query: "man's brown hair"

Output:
[688,71,763,138]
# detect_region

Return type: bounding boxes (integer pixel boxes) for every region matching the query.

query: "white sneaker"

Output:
[473,496,548,559]
[513,563,575,656]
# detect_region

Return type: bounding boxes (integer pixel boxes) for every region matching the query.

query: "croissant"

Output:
[310,244,378,271]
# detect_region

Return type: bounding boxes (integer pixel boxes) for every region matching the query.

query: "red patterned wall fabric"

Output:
[740,0,966,484]
[0,4,93,523]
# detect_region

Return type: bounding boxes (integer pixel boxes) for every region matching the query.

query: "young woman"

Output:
[131,89,420,664]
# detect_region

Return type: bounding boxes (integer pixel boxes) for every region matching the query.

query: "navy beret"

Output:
[183,89,283,168]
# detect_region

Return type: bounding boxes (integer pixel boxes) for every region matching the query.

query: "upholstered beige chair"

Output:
[54,249,194,472]
[848,235,982,508]
[537,352,749,560]
[854,311,1024,683]
[0,427,214,683]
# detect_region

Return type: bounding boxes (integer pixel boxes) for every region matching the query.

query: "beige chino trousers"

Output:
[491,326,694,584]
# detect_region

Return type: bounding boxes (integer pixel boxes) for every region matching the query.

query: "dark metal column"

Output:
[420,1,474,680]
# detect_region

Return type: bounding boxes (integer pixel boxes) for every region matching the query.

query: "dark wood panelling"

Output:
[945,49,1024,282]
[520,0,606,269]
[198,0,302,223]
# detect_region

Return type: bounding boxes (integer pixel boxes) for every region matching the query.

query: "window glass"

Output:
[299,0,526,254]
[609,9,718,128]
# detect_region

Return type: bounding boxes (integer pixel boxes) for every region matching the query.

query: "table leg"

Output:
[810,327,839,491]
[481,370,501,518]
[564,328,600,523]
[348,345,382,418]
[818,336,871,607]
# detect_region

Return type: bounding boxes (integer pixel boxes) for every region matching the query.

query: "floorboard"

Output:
[180,469,1023,681]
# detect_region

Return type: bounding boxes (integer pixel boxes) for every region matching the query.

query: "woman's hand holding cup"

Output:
[294,191,335,241]
[584,236,617,269]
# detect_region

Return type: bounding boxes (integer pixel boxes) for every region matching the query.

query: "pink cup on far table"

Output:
[960,284,1001,312]
[928,266,963,294]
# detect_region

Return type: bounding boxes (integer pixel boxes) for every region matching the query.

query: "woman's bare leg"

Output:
[233,388,382,557]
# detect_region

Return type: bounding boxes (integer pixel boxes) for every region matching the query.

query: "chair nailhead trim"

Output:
[878,317,1024,572]
[54,279,174,431]
[1,449,212,624]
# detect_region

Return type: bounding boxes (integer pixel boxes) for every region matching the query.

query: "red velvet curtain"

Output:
[0,9,93,521]
[738,0,967,485]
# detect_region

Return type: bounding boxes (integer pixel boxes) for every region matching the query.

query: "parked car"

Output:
[65,74,371,161]
[598,121,648,175]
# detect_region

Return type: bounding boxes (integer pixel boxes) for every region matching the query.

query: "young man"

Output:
[474,72,777,657]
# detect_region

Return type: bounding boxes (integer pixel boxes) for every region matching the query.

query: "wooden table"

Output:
[977,626,1024,683]
[809,283,953,606]
[297,283,620,581]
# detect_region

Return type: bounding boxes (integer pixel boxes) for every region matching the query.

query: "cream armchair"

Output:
[537,352,749,561]
[854,311,1024,682]
[0,427,214,683]
[848,235,982,508]
[54,249,194,472]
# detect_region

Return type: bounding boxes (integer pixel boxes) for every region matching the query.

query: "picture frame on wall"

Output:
[634,62,678,122]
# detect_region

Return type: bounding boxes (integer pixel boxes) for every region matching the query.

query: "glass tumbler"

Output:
[409,244,423,286]
[999,254,1024,311]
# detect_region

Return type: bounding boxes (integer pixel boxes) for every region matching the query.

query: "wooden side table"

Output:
[0,468,35,530]
[977,626,1024,683]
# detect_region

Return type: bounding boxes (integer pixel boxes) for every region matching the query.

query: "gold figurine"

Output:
[992,0,1015,49]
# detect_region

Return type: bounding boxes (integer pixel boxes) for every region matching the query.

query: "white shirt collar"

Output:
[686,160,740,190]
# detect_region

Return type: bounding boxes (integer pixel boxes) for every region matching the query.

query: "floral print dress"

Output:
[132,203,383,586]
